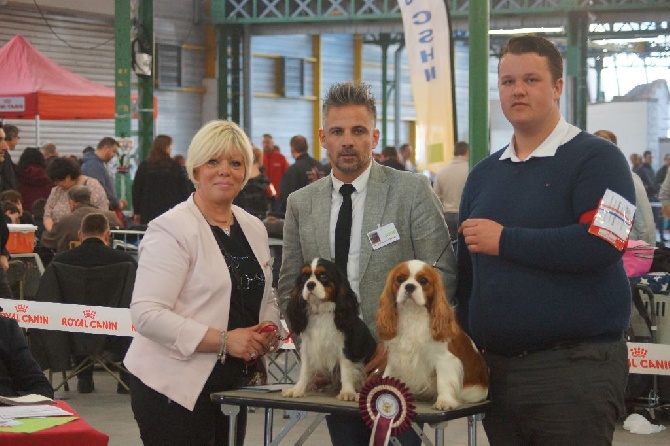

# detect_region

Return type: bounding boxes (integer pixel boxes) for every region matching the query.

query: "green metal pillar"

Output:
[137,0,154,161]
[230,27,241,125]
[114,0,131,138]
[566,11,589,130]
[217,26,229,120]
[468,0,489,167]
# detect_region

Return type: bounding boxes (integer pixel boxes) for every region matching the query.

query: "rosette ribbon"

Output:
[359,376,416,446]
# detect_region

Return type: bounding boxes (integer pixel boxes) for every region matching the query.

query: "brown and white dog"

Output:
[376,260,489,410]
[282,258,377,401]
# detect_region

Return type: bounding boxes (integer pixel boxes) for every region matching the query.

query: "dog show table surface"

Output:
[211,386,490,446]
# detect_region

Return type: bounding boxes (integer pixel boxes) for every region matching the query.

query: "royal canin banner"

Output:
[628,342,670,376]
[0,298,135,337]
[398,0,455,168]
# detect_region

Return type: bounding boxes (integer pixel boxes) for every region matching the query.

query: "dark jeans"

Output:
[326,413,423,446]
[482,340,628,446]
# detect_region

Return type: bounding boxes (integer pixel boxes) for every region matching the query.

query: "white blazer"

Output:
[124,195,279,411]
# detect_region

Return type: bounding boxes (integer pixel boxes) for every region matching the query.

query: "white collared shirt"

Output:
[329,162,372,299]
[499,116,581,162]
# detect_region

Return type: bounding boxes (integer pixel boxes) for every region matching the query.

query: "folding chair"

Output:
[30,261,136,392]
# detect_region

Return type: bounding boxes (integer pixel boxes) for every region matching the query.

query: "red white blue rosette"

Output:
[359,376,416,446]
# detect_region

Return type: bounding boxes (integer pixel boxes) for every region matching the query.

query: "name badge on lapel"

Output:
[368,223,400,250]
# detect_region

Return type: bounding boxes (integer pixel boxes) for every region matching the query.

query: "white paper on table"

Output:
[0,404,72,419]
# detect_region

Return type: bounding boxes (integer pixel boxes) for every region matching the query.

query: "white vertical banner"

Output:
[398,0,455,170]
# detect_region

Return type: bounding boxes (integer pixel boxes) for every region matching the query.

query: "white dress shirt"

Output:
[329,162,373,299]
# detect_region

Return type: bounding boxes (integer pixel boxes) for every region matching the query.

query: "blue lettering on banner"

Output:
[424,66,436,82]
[420,48,434,63]
[409,8,437,82]
[418,29,433,44]
[412,10,431,25]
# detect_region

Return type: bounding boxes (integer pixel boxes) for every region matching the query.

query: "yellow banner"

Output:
[398,0,455,170]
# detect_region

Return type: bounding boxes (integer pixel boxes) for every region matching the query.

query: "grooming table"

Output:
[212,386,489,446]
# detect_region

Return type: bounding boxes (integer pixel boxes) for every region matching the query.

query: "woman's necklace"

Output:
[195,194,234,235]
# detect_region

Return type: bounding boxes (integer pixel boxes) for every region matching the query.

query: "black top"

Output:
[53,238,138,267]
[210,223,265,332]
[207,222,266,384]
[278,153,325,213]
[233,174,271,220]
[0,316,54,398]
[132,159,192,224]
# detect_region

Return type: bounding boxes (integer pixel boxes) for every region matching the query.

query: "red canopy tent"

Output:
[0,34,117,120]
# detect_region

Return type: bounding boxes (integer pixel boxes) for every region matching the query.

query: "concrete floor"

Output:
[58,369,670,446]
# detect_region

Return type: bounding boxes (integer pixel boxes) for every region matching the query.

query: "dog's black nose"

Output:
[404,283,416,293]
[306,281,316,291]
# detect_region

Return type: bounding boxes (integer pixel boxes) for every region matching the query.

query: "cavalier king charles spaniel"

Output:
[376,260,489,410]
[282,258,377,401]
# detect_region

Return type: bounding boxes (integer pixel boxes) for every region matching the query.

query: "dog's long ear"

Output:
[286,280,308,334]
[334,267,360,332]
[376,269,398,341]
[430,271,458,342]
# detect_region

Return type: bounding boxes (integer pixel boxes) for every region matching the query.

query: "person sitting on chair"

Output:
[51,213,137,394]
[0,311,54,398]
[40,185,121,253]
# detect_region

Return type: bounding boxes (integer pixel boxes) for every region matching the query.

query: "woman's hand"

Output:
[227,323,278,362]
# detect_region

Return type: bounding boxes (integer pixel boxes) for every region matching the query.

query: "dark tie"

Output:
[335,184,356,274]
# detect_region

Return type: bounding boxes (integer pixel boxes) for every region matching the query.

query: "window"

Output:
[156,44,182,88]
[279,57,305,98]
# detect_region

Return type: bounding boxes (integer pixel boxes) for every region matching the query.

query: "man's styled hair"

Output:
[80,213,109,238]
[97,137,119,150]
[322,81,377,124]
[499,35,563,83]
[67,185,92,204]
[454,141,469,156]
[3,124,18,141]
[290,135,308,155]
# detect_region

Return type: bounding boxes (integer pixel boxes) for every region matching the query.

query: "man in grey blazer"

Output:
[278,81,456,446]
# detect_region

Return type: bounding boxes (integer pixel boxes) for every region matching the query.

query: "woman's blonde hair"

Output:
[186,120,253,188]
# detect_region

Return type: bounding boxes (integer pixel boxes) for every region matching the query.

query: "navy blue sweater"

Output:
[456,132,635,356]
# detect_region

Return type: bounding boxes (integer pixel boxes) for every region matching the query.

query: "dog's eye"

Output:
[418,277,428,286]
[396,275,406,284]
[299,272,310,283]
[317,273,330,284]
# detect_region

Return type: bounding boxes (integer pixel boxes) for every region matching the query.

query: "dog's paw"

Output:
[282,387,305,398]
[336,391,358,401]
[433,396,459,411]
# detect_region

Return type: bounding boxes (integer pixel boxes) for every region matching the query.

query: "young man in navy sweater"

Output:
[457,35,635,445]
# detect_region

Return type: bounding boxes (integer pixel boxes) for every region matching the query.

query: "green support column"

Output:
[566,11,589,130]
[230,27,241,125]
[468,0,490,167]
[137,0,154,161]
[114,0,131,138]
[217,26,229,120]
[114,0,132,212]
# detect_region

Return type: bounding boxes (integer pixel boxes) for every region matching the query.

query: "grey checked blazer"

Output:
[278,162,457,337]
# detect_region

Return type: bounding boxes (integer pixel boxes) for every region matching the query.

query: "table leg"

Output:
[271,410,308,445]
[264,408,274,446]
[467,414,482,446]
[221,404,240,446]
